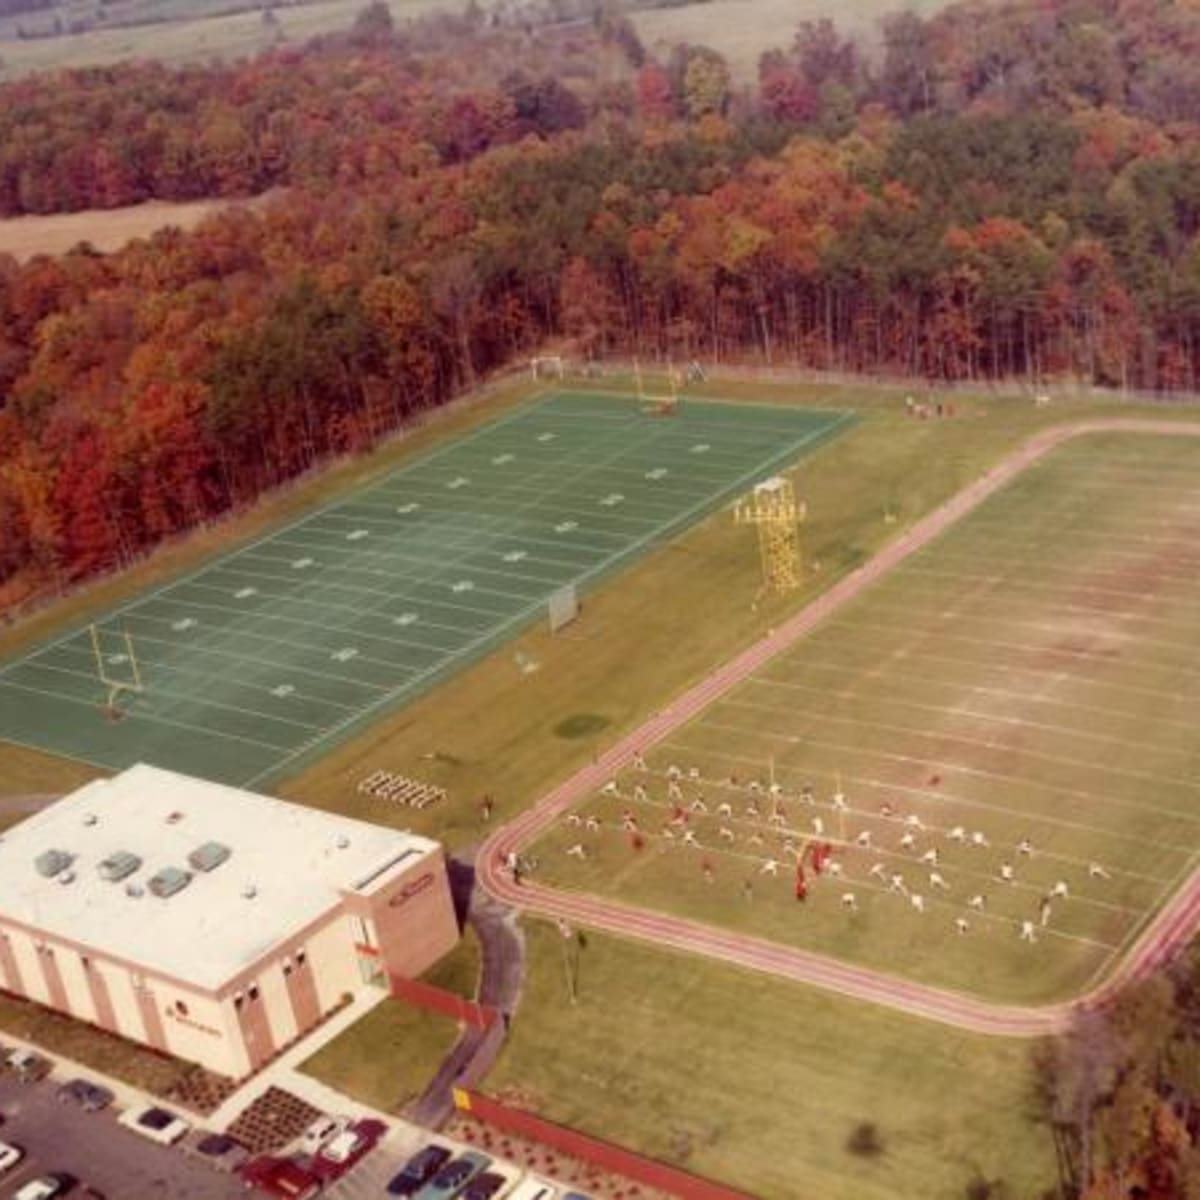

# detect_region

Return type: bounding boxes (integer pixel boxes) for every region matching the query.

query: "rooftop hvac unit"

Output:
[98,851,142,882]
[34,849,74,878]
[187,841,231,873]
[147,867,193,898]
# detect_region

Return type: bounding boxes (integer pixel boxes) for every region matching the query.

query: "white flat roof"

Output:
[0,764,438,991]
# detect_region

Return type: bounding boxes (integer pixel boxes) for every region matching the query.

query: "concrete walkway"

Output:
[207,986,391,1129]
[411,854,525,1127]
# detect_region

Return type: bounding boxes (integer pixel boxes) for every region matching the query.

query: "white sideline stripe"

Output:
[590,790,1144,920]
[772,646,1200,711]
[0,678,291,752]
[684,717,1200,824]
[106,611,431,677]
[754,668,1200,735]
[554,815,1124,949]
[902,564,1200,613]
[734,683,1189,759]
[49,640,363,715]
[173,580,475,649]
[811,617,1200,685]
[204,559,515,624]
[653,741,1191,863]
[714,699,1199,794]
[15,657,327,733]
[86,628,399,692]
[129,591,470,657]
[917,546,1200,584]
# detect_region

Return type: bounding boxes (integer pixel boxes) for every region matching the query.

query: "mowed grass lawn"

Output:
[490,923,1056,1200]
[299,929,480,1113]
[532,430,1200,1004]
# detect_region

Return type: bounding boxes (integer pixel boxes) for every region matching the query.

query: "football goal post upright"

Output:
[90,624,144,713]
[530,355,566,381]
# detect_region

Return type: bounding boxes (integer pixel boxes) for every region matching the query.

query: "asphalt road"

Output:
[0,1075,244,1200]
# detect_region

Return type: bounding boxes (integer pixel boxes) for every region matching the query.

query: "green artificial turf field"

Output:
[0,392,849,787]
[533,430,1200,1004]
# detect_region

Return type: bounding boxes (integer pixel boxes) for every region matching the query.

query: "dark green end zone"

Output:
[0,393,851,786]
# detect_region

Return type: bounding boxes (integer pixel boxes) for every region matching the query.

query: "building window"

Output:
[175,1000,189,1017]
[80,955,90,969]
[296,950,307,966]
[248,984,259,1002]
[233,992,244,1010]
[283,959,293,977]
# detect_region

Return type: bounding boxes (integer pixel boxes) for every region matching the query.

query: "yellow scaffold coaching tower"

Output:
[734,475,806,594]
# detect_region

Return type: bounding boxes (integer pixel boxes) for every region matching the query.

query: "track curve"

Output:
[479,417,1200,1037]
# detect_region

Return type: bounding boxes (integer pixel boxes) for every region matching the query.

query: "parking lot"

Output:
[0,1065,518,1200]
[0,1073,244,1199]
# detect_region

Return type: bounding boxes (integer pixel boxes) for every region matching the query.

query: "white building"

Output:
[0,765,459,1079]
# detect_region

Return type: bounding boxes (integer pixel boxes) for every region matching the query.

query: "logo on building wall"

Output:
[388,873,434,907]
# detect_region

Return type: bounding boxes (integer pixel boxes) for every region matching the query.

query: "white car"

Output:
[299,1112,351,1154]
[14,1176,72,1200]
[117,1102,191,1146]
[0,1141,24,1174]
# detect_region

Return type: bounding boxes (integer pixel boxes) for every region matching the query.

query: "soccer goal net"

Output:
[530,355,566,381]
[548,584,579,633]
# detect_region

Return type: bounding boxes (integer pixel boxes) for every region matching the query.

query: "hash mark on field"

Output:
[645,468,668,480]
[171,618,198,632]
[234,587,258,599]
[690,443,711,454]
[346,529,369,541]
[331,647,359,662]
[555,520,578,534]
[271,684,295,698]
[536,432,556,442]
[451,580,475,593]
[107,654,128,666]
[292,557,315,569]
[446,476,469,490]
[397,502,420,514]
[502,550,528,563]
[394,612,419,626]
[492,453,515,465]
[599,493,625,507]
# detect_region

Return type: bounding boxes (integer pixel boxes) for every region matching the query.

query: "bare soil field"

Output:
[0,195,265,261]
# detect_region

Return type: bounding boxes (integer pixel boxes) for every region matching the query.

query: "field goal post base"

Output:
[90,624,144,719]
[548,584,580,634]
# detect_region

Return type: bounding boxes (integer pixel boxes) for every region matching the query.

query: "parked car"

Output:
[0,1140,24,1174]
[56,1078,114,1112]
[386,1144,453,1196]
[5,1049,52,1083]
[298,1113,351,1155]
[461,1171,518,1200]
[240,1154,323,1200]
[183,1130,250,1173]
[311,1117,386,1181]
[117,1102,190,1146]
[14,1173,78,1200]
[413,1151,491,1200]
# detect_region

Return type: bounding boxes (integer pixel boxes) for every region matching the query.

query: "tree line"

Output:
[3,0,1200,601]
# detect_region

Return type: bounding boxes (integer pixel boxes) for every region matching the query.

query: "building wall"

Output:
[341,848,459,983]
[0,847,459,1081]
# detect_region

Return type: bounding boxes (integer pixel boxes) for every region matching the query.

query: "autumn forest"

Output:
[2,0,1200,599]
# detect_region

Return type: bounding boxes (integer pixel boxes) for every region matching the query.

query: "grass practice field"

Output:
[491,923,1054,1200]
[534,429,1200,1005]
[0,391,849,787]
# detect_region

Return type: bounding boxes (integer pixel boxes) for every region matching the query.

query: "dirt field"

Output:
[0,197,257,261]
[630,0,947,81]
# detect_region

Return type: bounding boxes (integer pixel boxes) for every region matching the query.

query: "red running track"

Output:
[479,418,1200,1037]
